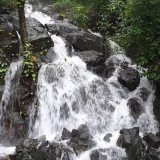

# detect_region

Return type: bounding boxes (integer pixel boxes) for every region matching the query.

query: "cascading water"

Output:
[29,35,158,159]
[0,2,158,159]
[25,2,159,160]
[0,60,23,125]
[0,28,23,157]
[0,60,23,157]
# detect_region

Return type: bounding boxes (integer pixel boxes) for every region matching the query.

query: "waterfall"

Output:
[0,61,23,126]
[0,60,22,158]
[0,30,23,158]
[24,3,158,159]
[29,35,158,159]
[0,2,158,159]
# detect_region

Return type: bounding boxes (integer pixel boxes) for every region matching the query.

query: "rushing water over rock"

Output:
[0,60,22,158]
[29,34,158,159]
[24,3,159,159]
[0,60,23,129]
[0,2,159,159]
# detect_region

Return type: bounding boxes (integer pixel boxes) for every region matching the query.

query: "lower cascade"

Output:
[28,35,158,159]
[0,2,159,160]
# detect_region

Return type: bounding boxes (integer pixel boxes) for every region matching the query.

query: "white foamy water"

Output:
[88,29,102,37]
[0,2,158,159]
[25,2,158,159]
[29,36,158,160]
[25,3,54,25]
[109,40,125,54]
[0,60,23,157]
[0,146,16,158]
[0,60,23,124]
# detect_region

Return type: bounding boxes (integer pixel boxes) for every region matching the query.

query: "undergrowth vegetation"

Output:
[0,0,16,11]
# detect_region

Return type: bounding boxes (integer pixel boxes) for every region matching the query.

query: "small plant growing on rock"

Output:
[0,61,8,79]
[23,43,39,81]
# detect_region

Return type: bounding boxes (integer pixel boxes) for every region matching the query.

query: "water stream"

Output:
[26,3,158,159]
[0,60,22,158]
[0,2,158,159]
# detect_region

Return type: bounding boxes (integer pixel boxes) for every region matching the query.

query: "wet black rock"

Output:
[71,129,80,138]
[118,67,140,91]
[117,127,160,160]
[0,15,19,62]
[103,133,112,143]
[92,56,127,80]
[61,128,71,140]
[77,124,89,135]
[143,133,160,149]
[72,51,104,67]
[90,148,124,160]
[67,125,96,155]
[45,22,106,54]
[80,132,92,140]
[156,132,160,137]
[117,127,143,160]
[91,64,115,79]
[10,16,53,54]
[10,138,73,160]
[120,62,128,69]
[127,98,143,120]
[90,150,107,160]
[0,6,9,14]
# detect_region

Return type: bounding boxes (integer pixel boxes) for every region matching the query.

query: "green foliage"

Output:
[119,0,160,80]
[53,0,76,13]
[23,43,39,81]
[0,61,8,79]
[0,0,16,11]
[0,0,8,6]
[95,0,127,35]
[53,0,92,28]
[73,5,92,28]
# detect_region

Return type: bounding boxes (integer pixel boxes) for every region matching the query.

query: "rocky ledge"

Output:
[117,127,160,160]
[9,124,96,160]
[8,126,160,160]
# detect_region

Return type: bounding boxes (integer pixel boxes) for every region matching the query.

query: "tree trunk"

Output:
[17,0,29,52]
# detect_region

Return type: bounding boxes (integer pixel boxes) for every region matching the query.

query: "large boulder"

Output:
[61,128,71,140]
[0,15,19,62]
[9,16,53,54]
[67,124,96,155]
[117,127,143,160]
[90,148,125,160]
[127,98,143,120]
[72,51,104,67]
[90,150,107,160]
[45,21,106,54]
[103,133,112,143]
[93,64,115,79]
[77,124,89,135]
[143,133,160,149]
[117,128,160,160]
[10,138,73,160]
[118,67,140,91]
